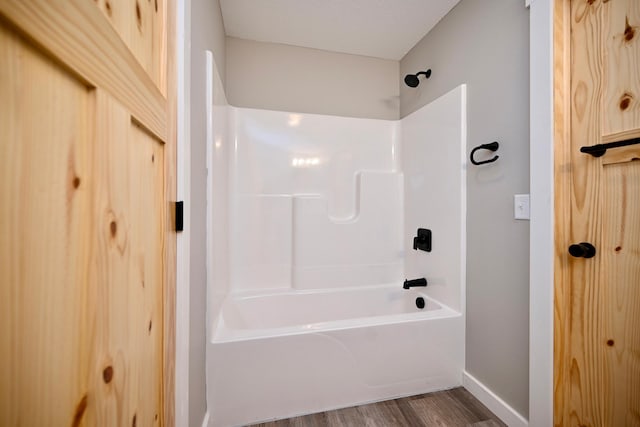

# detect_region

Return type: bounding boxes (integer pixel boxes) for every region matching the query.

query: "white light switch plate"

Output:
[514,194,530,220]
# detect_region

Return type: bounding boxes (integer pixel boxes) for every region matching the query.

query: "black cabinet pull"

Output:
[568,242,596,258]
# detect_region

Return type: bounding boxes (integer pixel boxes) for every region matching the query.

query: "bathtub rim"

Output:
[210,283,462,344]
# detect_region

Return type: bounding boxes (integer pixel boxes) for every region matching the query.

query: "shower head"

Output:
[404,69,432,88]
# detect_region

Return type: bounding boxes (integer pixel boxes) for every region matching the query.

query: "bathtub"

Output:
[207,284,464,426]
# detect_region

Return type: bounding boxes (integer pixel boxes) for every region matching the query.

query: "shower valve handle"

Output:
[413,228,432,252]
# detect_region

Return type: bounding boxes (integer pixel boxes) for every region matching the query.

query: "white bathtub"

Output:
[207,284,464,426]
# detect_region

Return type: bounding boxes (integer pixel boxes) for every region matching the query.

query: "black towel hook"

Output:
[470,141,499,166]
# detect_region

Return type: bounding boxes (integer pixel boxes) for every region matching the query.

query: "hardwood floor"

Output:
[252,388,506,427]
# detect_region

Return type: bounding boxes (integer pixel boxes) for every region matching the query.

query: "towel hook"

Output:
[470,141,499,166]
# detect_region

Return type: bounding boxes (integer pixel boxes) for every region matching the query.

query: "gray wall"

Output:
[400,0,530,417]
[190,0,226,424]
[226,37,400,120]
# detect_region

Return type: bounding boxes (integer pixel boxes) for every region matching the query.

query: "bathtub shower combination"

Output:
[205,54,467,426]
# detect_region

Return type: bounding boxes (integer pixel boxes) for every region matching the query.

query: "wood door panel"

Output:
[600,161,640,426]
[604,0,640,139]
[0,1,172,422]
[0,23,94,426]
[562,4,606,422]
[0,0,167,140]
[127,119,165,427]
[568,0,603,215]
[90,91,164,426]
[93,0,167,95]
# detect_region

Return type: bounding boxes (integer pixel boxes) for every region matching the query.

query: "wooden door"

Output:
[0,0,176,425]
[555,0,640,425]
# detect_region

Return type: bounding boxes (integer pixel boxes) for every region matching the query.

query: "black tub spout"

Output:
[403,278,427,289]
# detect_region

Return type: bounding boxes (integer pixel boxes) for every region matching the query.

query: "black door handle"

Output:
[568,242,596,258]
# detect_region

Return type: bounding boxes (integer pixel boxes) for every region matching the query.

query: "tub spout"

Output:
[403,278,427,289]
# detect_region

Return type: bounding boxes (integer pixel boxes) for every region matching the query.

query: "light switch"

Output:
[514,194,530,220]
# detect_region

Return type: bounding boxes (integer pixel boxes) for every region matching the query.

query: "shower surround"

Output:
[205,54,466,426]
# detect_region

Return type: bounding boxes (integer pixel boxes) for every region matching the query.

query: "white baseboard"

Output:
[201,411,210,427]
[463,371,528,427]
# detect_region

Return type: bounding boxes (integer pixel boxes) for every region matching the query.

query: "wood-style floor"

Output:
[252,387,506,427]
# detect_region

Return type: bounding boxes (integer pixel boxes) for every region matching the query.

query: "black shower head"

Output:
[404,69,432,88]
[404,74,420,88]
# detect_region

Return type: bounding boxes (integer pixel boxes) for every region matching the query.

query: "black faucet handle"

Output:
[413,228,432,252]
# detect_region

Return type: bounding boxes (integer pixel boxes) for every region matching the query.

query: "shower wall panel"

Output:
[229,109,402,291]
[402,85,467,312]
[232,194,293,290]
[292,172,403,289]
[206,52,231,329]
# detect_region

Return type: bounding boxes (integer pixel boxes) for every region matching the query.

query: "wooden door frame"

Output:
[529,0,555,425]
[549,1,570,426]
[166,0,178,424]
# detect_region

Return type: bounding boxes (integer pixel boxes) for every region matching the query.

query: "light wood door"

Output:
[0,0,176,425]
[555,0,640,425]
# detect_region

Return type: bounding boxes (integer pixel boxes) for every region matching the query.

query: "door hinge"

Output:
[175,201,184,232]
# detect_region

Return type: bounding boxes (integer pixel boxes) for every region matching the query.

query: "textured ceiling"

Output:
[219,0,462,60]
